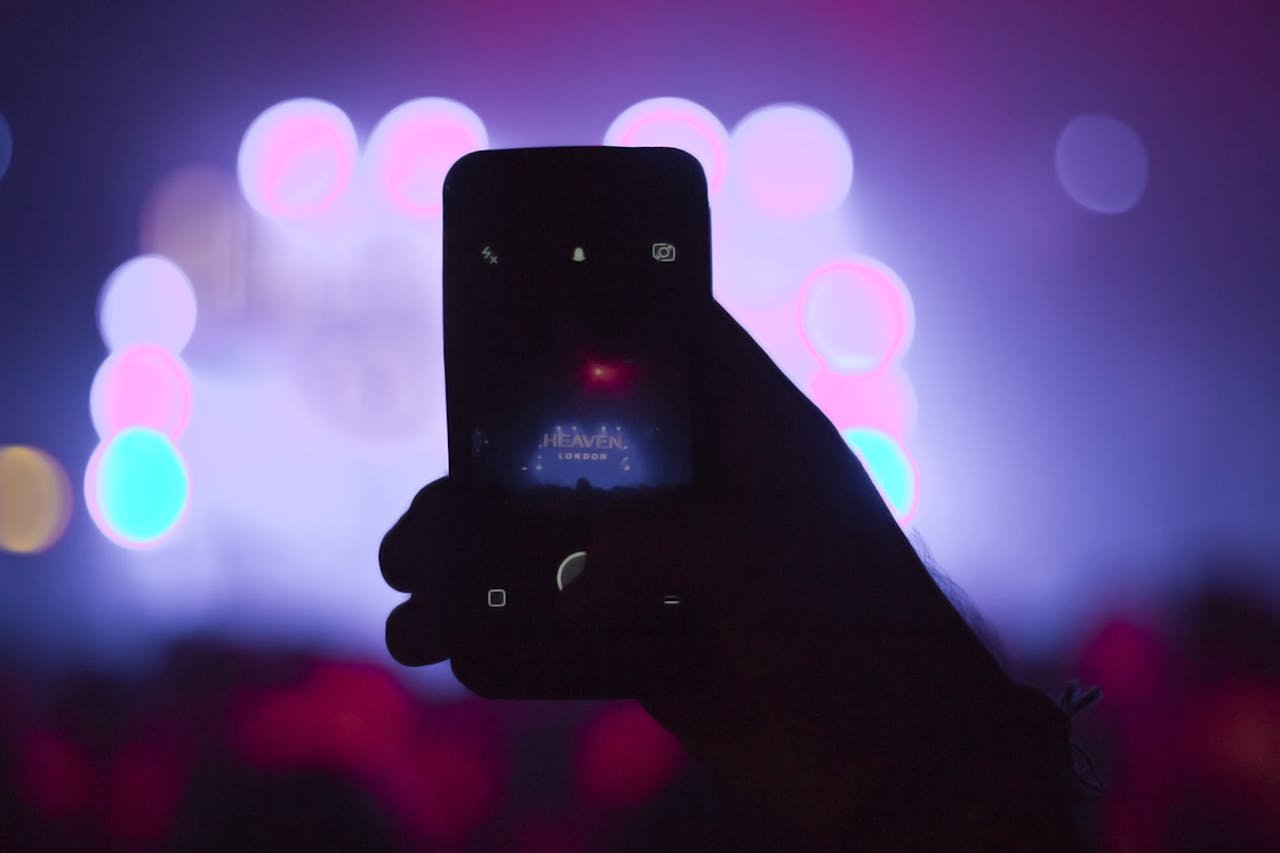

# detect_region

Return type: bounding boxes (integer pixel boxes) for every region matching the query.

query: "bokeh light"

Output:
[0,113,12,183]
[577,704,684,806]
[86,428,189,549]
[808,367,917,438]
[18,728,92,820]
[101,737,187,846]
[237,98,358,220]
[139,165,250,324]
[1055,114,1149,214]
[232,662,417,773]
[231,661,498,844]
[798,258,914,373]
[97,256,198,354]
[90,346,193,440]
[711,210,853,313]
[605,97,729,196]
[365,98,487,218]
[65,96,919,671]
[0,446,73,554]
[842,427,917,523]
[1077,618,1168,709]
[732,104,853,218]
[292,320,441,439]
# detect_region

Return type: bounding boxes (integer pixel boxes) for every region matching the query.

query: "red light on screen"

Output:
[584,360,629,387]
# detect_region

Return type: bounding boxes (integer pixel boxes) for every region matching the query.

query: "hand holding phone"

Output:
[381,145,1083,848]
[383,145,1000,699]
[381,287,1078,844]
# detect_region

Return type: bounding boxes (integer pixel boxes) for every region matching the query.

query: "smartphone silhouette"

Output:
[443,147,712,698]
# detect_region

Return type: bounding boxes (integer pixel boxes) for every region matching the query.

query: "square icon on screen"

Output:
[487,589,507,608]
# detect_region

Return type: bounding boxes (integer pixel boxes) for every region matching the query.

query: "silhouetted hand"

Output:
[381,301,1084,851]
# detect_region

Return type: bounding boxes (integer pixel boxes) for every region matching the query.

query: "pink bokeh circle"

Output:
[365,98,488,218]
[797,258,914,373]
[90,345,192,441]
[238,98,358,220]
[807,366,918,439]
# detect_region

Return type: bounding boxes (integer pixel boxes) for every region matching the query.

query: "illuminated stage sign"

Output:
[528,424,636,488]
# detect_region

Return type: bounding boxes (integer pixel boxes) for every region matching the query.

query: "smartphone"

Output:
[442,147,712,698]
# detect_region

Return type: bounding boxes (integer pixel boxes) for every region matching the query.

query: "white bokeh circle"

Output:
[97,255,198,353]
[732,104,853,218]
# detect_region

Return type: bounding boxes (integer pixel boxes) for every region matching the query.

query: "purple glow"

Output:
[364,98,487,218]
[291,318,443,439]
[66,97,919,675]
[97,256,198,354]
[1055,114,1149,214]
[90,346,193,441]
[807,366,917,439]
[732,104,853,218]
[237,99,358,220]
[711,211,855,313]
[174,365,444,658]
[797,258,914,373]
[605,98,729,196]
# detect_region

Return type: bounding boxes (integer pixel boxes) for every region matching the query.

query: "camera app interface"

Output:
[461,239,693,502]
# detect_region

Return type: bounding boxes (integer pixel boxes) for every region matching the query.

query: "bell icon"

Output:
[571,246,586,262]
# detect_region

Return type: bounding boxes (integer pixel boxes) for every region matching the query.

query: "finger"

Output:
[379,477,454,593]
[385,594,453,666]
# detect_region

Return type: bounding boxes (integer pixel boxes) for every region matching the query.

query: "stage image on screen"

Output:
[464,279,692,494]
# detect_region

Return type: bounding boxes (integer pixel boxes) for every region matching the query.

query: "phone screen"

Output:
[445,148,708,504]
[443,147,710,696]
[464,248,693,496]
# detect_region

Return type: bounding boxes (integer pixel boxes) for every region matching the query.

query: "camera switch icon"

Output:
[651,242,677,262]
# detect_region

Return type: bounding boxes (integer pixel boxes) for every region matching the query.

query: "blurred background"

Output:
[1,0,1278,849]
